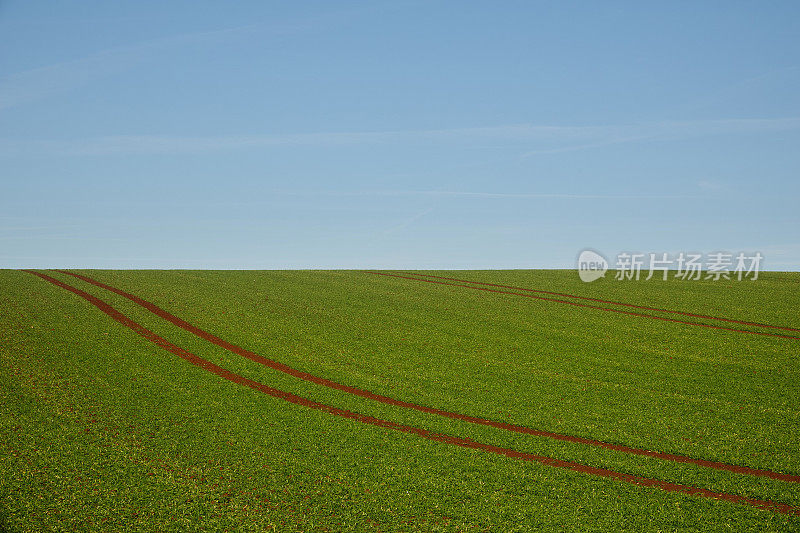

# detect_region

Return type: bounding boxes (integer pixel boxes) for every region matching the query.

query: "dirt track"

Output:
[396,271,800,333]
[365,271,800,340]
[51,269,800,483]
[23,270,800,516]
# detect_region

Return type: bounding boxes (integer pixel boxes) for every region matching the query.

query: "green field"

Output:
[1,269,799,531]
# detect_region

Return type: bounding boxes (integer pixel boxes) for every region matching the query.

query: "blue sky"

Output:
[1,1,799,269]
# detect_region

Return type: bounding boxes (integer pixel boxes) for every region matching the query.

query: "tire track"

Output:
[396,271,800,333]
[22,270,800,516]
[51,269,800,483]
[365,271,800,341]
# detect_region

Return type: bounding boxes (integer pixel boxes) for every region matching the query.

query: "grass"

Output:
[1,269,798,531]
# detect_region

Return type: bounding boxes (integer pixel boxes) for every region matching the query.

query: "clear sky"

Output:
[2,1,799,269]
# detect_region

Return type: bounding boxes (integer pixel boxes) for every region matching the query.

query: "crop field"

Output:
[1,269,799,531]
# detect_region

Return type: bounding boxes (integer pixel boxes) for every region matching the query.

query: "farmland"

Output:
[1,269,799,531]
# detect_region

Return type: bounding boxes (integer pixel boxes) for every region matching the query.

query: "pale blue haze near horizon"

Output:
[1,1,799,269]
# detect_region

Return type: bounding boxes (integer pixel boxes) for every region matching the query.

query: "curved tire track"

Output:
[51,269,800,483]
[23,270,800,516]
[396,271,800,333]
[365,271,800,341]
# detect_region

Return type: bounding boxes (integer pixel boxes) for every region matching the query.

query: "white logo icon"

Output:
[577,250,608,283]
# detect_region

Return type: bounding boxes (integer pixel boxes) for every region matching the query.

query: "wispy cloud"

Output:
[677,65,800,116]
[2,117,798,157]
[521,117,800,157]
[696,180,725,191]
[0,4,391,113]
[376,206,436,239]
[0,24,265,112]
[0,124,609,156]
[312,190,696,200]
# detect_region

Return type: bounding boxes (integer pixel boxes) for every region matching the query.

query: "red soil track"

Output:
[365,271,800,341]
[396,271,800,333]
[23,270,800,516]
[52,269,800,484]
